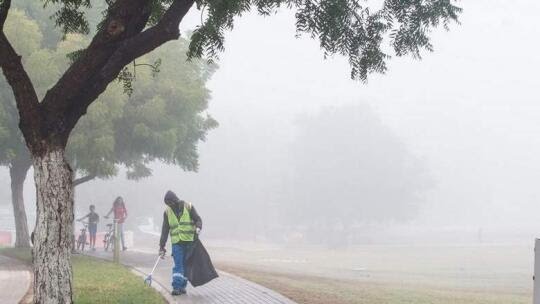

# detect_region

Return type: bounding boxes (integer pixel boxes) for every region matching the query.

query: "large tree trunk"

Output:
[32,148,74,304]
[9,156,32,248]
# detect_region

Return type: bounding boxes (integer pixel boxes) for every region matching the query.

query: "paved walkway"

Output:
[87,249,296,304]
[0,255,31,304]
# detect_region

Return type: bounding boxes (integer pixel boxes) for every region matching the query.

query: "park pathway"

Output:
[87,249,296,304]
[0,254,31,304]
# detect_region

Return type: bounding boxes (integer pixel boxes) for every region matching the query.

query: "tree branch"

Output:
[40,0,154,139]
[73,174,97,187]
[99,0,195,82]
[0,31,42,149]
[59,0,195,136]
[0,0,10,30]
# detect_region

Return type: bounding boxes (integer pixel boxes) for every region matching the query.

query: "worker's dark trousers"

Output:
[172,243,193,290]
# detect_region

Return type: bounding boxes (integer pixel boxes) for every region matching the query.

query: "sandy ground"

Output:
[206,242,533,304]
[218,263,530,304]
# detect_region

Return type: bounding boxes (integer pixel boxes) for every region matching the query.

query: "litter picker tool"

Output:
[144,254,164,286]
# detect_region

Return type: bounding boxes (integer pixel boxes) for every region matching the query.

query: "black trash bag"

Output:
[185,239,219,287]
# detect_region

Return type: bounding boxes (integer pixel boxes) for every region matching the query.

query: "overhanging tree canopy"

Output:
[68,37,217,182]
[0,0,461,302]
[0,8,216,247]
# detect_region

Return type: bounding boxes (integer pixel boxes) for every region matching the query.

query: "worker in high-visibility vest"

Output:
[159,190,202,295]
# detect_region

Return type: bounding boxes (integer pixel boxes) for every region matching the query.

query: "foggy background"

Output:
[1,0,540,246]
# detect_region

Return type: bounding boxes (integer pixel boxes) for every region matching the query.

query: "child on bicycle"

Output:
[77,205,99,251]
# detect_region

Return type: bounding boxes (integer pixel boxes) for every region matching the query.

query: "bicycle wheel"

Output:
[109,236,115,251]
[103,235,108,251]
[106,236,113,251]
[80,236,86,251]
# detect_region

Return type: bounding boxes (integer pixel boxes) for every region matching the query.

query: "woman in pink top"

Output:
[105,196,128,251]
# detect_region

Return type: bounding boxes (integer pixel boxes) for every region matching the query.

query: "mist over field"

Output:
[0,1,539,303]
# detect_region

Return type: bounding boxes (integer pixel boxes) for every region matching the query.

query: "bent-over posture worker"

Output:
[159,190,202,295]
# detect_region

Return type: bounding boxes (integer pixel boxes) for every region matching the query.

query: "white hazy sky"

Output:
[175,0,540,227]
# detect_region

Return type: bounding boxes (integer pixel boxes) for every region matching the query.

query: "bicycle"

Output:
[76,221,89,252]
[103,222,116,252]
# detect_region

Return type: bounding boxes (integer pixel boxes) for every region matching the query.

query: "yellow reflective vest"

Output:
[166,202,195,243]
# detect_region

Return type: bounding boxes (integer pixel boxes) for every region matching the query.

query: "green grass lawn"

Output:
[0,248,165,304]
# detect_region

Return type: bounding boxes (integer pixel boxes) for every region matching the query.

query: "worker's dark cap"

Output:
[164,190,180,205]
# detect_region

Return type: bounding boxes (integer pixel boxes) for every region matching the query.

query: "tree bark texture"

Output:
[32,149,74,304]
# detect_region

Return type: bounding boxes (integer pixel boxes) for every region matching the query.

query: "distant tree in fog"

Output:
[289,105,431,242]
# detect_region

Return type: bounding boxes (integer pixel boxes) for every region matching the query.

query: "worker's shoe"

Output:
[171,289,182,296]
